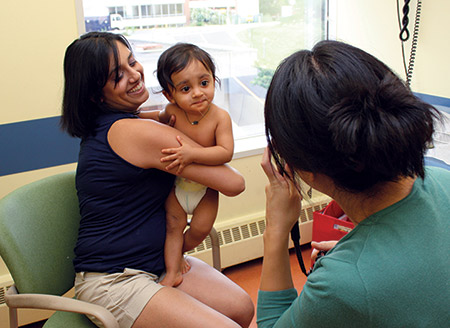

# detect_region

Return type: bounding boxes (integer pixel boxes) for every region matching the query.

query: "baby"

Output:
[143,43,235,286]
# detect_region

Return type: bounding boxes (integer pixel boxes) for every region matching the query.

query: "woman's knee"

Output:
[187,258,254,326]
[229,288,254,327]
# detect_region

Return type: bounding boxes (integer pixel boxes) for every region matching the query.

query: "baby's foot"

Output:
[160,271,183,287]
[181,256,191,274]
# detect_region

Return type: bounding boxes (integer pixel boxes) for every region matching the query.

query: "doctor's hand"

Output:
[261,147,302,238]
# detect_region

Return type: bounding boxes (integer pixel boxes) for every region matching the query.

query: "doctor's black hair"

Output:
[265,40,441,193]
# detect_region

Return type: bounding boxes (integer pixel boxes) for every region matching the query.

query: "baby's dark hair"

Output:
[265,40,441,193]
[156,43,220,95]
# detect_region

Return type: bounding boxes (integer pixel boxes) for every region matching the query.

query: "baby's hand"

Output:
[161,136,194,174]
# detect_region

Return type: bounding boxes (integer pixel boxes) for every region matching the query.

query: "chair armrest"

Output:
[209,227,222,271]
[6,285,119,328]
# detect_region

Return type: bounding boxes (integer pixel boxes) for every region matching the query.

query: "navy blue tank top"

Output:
[73,111,175,275]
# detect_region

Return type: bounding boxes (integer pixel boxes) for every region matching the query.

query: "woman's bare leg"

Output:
[178,257,254,328]
[132,286,239,328]
[133,257,253,328]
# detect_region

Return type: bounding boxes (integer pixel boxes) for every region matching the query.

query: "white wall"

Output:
[334,0,450,98]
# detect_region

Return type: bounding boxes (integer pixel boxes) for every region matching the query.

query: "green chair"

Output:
[0,171,222,328]
[0,171,118,328]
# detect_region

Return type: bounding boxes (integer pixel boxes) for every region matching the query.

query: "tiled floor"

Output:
[20,245,312,328]
[223,245,312,328]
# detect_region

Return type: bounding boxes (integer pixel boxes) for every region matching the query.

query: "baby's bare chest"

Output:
[175,120,217,147]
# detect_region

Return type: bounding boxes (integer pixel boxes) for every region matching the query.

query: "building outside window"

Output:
[80,0,329,149]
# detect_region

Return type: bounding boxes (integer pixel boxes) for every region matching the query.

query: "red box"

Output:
[312,200,354,242]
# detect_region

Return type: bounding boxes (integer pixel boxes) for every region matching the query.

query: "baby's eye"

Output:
[201,80,209,87]
[181,86,190,92]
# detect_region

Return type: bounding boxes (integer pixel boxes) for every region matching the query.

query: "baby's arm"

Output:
[162,109,234,172]
[204,109,234,163]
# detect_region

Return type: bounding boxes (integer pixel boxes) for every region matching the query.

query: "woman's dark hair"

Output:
[61,32,132,138]
[265,40,441,193]
[156,43,220,95]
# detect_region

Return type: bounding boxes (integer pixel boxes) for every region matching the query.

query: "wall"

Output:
[334,0,450,99]
[0,1,81,325]
[0,0,80,195]
[1,2,78,125]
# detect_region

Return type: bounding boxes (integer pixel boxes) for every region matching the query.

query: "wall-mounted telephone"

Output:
[397,0,422,86]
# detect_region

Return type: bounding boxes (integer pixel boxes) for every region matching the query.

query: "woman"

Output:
[61,32,254,328]
[258,40,449,327]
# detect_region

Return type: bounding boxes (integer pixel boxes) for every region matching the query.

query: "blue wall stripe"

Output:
[415,92,450,113]
[0,93,448,177]
[415,92,450,107]
[0,116,80,176]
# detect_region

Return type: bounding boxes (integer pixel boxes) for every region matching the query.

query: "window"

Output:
[130,6,140,19]
[176,3,183,15]
[141,5,150,17]
[169,4,176,16]
[79,0,329,154]
[162,4,169,16]
[108,6,124,17]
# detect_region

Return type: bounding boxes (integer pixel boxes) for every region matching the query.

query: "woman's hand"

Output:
[261,147,302,238]
[138,110,176,127]
[310,240,338,262]
[159,113,176,127]
[166,114,176,127]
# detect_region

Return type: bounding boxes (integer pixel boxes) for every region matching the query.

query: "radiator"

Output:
[0,280,10,307]
[188,195,331,268]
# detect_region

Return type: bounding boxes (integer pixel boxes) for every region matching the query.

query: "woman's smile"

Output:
[102,41,149,111]
[129,80,145,95]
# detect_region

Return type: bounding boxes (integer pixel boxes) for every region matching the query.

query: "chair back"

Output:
[0,171,80,296]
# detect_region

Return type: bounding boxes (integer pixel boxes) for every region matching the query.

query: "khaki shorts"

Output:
[75,268,164,328]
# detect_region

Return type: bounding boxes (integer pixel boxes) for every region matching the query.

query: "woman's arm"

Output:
[259,147,302,291]
[107,117,244,196]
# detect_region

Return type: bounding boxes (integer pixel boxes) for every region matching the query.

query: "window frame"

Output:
[75,0,335,158]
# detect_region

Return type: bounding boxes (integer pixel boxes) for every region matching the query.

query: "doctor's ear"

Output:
[297,170,315,185]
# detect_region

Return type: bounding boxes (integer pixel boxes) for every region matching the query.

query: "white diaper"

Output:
[174,177,208,214]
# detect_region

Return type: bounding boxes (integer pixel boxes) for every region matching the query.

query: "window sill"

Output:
[233,134,266,159]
